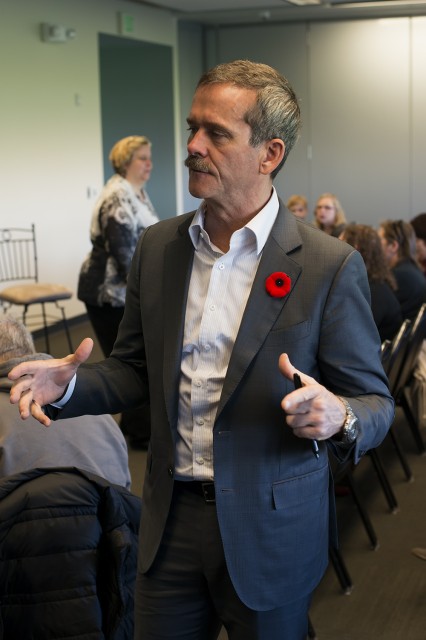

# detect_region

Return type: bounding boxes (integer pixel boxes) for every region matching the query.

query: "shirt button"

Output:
[209,304,215,311]
[204,344,211,351]
[218,263,225,270]
[197,418,204,425]
[195,457,204,465]
[194,379,202,387]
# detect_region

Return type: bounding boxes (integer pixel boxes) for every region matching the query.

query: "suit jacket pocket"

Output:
[264,320,311,350]
[272,464,328,510]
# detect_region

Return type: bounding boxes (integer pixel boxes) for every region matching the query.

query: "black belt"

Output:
[176,481,216,504]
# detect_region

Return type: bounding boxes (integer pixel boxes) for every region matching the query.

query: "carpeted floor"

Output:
[309,411,426,640]
[35,317,426,640]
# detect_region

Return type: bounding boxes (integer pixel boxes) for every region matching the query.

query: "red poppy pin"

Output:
[265,271,291,298]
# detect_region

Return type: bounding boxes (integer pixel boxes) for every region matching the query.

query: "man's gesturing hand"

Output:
[279,353,346,441]
[8,338,94,426]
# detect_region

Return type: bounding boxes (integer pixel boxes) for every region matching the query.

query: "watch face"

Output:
[343,416,358,443]
[338,397,358,443]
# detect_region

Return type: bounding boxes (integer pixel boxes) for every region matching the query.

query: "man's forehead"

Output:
[188,84,256,119]
[194,82,256,100]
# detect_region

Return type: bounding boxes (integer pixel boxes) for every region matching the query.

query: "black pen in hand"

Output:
[293,373,320,460]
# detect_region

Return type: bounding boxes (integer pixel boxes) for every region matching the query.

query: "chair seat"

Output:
[0,283,73,305]
[0,224,74,353]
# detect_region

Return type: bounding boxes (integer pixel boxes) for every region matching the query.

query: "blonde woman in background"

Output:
[286,194,308,220]
[78,135,159,448]
[314,192,347,237]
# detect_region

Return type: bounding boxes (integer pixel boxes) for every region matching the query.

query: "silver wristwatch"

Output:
[338,397,359,444]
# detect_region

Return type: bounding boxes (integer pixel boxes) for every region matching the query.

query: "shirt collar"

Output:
[188,187,279,256]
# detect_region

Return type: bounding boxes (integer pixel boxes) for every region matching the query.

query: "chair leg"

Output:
[307,615,317,639]
[345,469,379,549]
[56,301,73,352]
[388,426,414,481]
[329,545,353,595]
[41,302,51,353]
[368,448,399,513]
[400,392,426,455]
[22,304,50,351]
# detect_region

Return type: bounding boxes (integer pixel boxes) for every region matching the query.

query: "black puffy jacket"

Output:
[0,467,141,639]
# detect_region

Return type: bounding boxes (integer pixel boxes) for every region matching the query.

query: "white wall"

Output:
[412,17,426,214]
[3,5,426,327]
[308,18,411,223]
[177,21,205,213]
[0,0,178,322]
[205,17,426,224]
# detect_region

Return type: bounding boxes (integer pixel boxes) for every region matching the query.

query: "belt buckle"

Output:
[201,482,215,504]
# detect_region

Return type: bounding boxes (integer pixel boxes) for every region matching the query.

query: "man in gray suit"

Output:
[10,60,394,639]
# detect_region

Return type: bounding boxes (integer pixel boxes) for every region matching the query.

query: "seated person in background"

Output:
[0,315,131,488]
[341,224,402,342]
[314,192,347,237]
[378,220,426,322]
[410,212,426,277]
[286,194,309,219]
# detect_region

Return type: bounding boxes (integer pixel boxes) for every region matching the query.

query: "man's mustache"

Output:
[184,156,210,173]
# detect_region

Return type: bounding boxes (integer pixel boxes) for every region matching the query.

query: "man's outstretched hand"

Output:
[9,338,94,426]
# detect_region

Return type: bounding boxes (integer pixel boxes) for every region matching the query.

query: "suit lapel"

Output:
[216,204,302,418]
[162,215,195,428]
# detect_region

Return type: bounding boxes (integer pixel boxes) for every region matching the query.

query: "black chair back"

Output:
[381,339,392,376]
[393,303,426,401]
[386,319,413,395]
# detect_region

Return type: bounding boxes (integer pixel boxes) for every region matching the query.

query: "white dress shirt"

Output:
[175,187,280,480]
[55,188,280,477]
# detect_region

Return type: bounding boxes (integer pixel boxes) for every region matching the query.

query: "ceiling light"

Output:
[285,0,322,5]
[334,0,426,7]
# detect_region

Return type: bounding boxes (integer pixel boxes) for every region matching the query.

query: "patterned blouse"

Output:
[77,174,159,307]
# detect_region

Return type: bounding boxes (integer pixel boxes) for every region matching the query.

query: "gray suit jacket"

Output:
[58,202,394,610]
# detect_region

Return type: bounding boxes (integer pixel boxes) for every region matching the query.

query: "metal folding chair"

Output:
[0,225,73,353]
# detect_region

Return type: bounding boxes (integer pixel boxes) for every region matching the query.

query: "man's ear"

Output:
[259,139,285,176]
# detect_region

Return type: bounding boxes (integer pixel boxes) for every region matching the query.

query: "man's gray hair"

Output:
[0,314,35,362]
[196,59,301,178]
